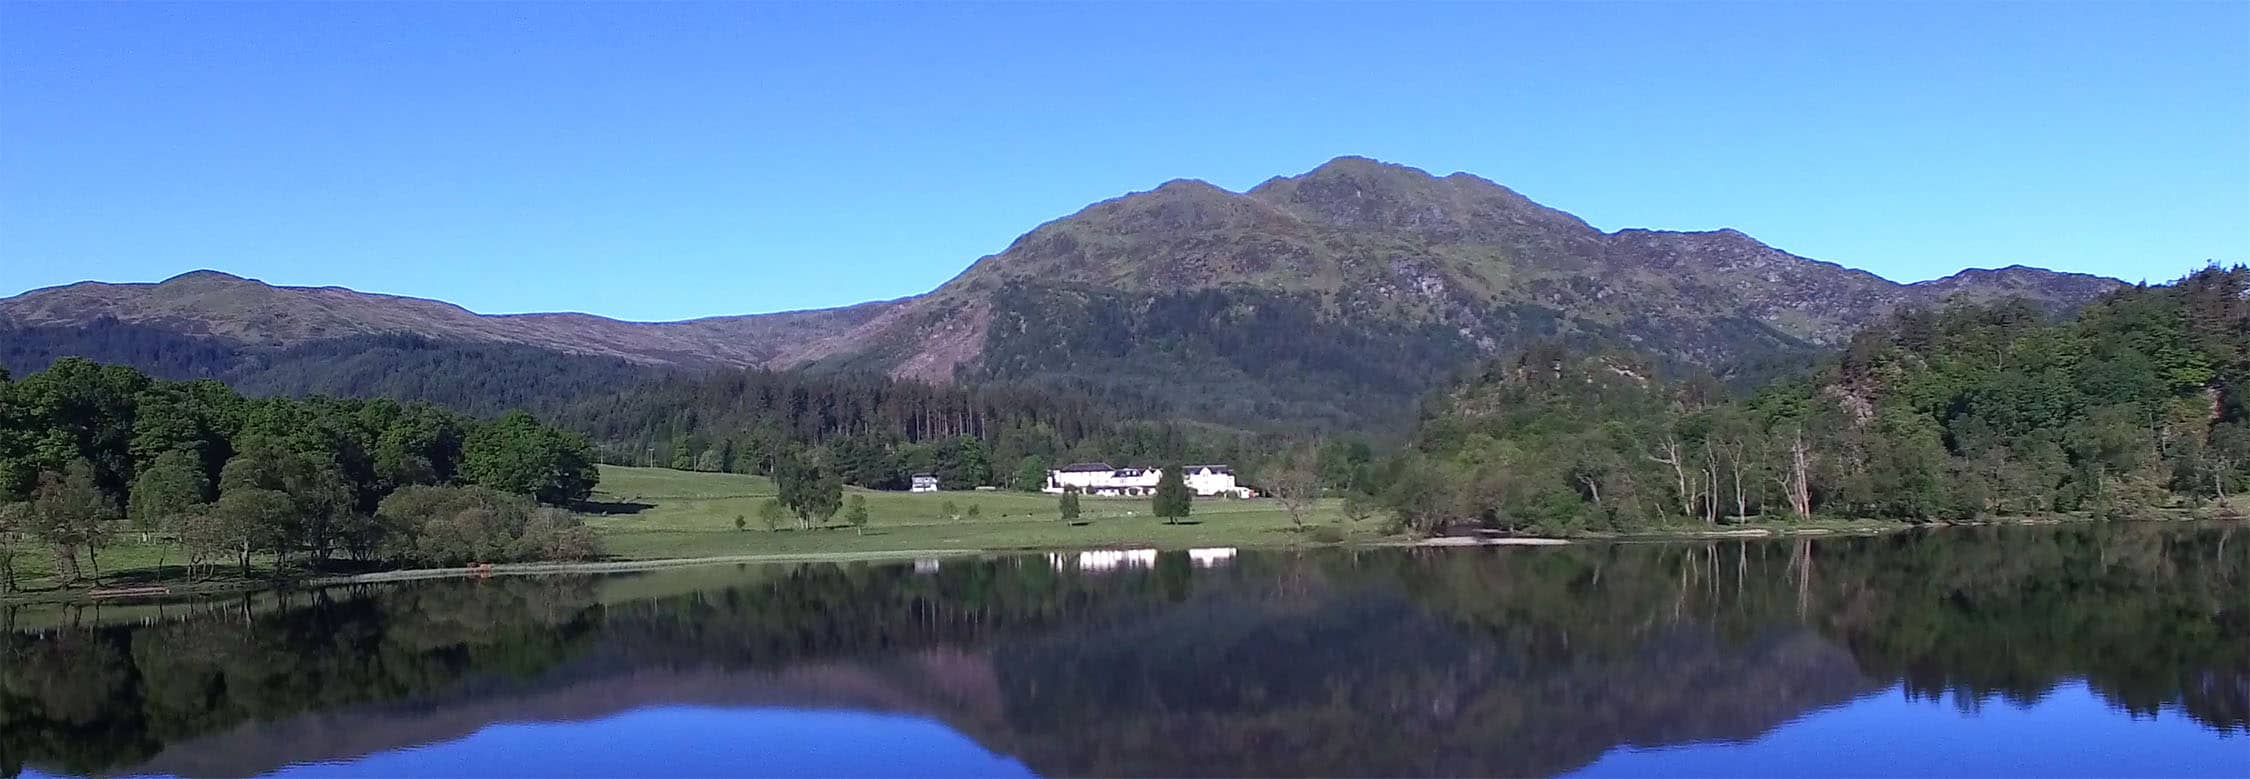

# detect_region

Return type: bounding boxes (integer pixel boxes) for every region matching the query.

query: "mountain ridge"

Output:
[3,269,910,367]
[1,156,2133,429]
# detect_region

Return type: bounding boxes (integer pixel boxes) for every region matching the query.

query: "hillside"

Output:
[0,269,902,368]
[1,156,2126,430]
[1395,266,2250,531]
[880,158,2121,427]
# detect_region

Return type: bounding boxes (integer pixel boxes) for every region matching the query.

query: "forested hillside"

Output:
[1386,266,2250,532]
[1,321,673,418]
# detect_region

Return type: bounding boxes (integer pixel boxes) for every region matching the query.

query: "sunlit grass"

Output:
[580,465,1371,559]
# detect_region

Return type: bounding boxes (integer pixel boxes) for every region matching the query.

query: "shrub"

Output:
[376,485,601,566]
[1381,511,1412,537]
[1341,491,1376,524]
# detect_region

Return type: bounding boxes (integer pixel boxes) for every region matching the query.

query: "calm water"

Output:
[4,523,2243,778]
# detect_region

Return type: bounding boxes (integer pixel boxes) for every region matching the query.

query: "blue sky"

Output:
[2,2,2244,321]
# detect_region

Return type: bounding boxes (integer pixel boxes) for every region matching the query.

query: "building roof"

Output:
[1058,462,1116,473]
[1187,464,1235,475]
[911,473,938,479]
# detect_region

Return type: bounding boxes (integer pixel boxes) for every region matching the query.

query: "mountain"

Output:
[0,269,902,367]
[786,157,2125,426]
[1,156,2127,430]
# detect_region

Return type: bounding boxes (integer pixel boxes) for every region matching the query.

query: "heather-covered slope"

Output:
[1,269,902,368]
[1,156,2126,430]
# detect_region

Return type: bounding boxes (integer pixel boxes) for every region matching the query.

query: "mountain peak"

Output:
[158,269,256,288]
[1246,156,1595,242]
[1251,156,1441,194]
[1907,264,2124,312]
[1246,156,1467,233]
[1303,155,1434,178]
[1150,177,1229,195]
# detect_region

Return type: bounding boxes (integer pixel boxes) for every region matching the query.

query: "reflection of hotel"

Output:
[1045,463,1256,498]
[1189,547,1236,567]
[1055,548,1158,572]
[1043,547,1238,573]
[1047,548,1156,572]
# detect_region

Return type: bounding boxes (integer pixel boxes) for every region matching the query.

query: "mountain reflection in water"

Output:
[3,522,2243,778]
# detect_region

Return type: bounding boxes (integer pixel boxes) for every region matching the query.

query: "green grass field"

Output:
[11,464,2219,605]
[1,465,1373,603]
[581,464,1375,559]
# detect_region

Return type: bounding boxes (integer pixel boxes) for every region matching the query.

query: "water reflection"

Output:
[257,709,1034,779]
[1188,547,1237,567]
[3,523,2243,778]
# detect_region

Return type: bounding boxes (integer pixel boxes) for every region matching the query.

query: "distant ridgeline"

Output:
[1389,265,2250,530]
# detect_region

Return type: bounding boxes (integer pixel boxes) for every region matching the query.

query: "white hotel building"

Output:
[1044,463,1256,498]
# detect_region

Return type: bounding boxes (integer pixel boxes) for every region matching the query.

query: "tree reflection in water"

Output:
[1,522,2242,778]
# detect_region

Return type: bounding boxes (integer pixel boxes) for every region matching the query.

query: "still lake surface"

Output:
[4,522,2243,777]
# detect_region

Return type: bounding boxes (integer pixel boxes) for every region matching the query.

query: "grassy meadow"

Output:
[0,464,1374,603]
[580,464,1378,559]
[20,463,2210,604]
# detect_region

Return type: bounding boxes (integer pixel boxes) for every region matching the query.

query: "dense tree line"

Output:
[556,366,1298,493]
[1382,266,2250,532]
[0,358,602,590]
[4,318,1313,496]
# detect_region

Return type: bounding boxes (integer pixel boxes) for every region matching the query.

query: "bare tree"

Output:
[1767,428,1815,520]
[1648,434,1693,518]
[1575,471,1602,508]
[0,502,27,594]
[1701,439,1721,525]
[1268,445,1323,530]
[1716,433,1751,520]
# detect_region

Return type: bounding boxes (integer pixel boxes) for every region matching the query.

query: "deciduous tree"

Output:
[32,460,118,582]
[1266,445,1321,530]
[461,411,599,505]
[759,499,786,532]
[773,450,842,530]
[844,494,869,535]
[129,449,210,533]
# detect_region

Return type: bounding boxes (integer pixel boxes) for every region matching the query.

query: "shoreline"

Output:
[6,512,2233,608]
